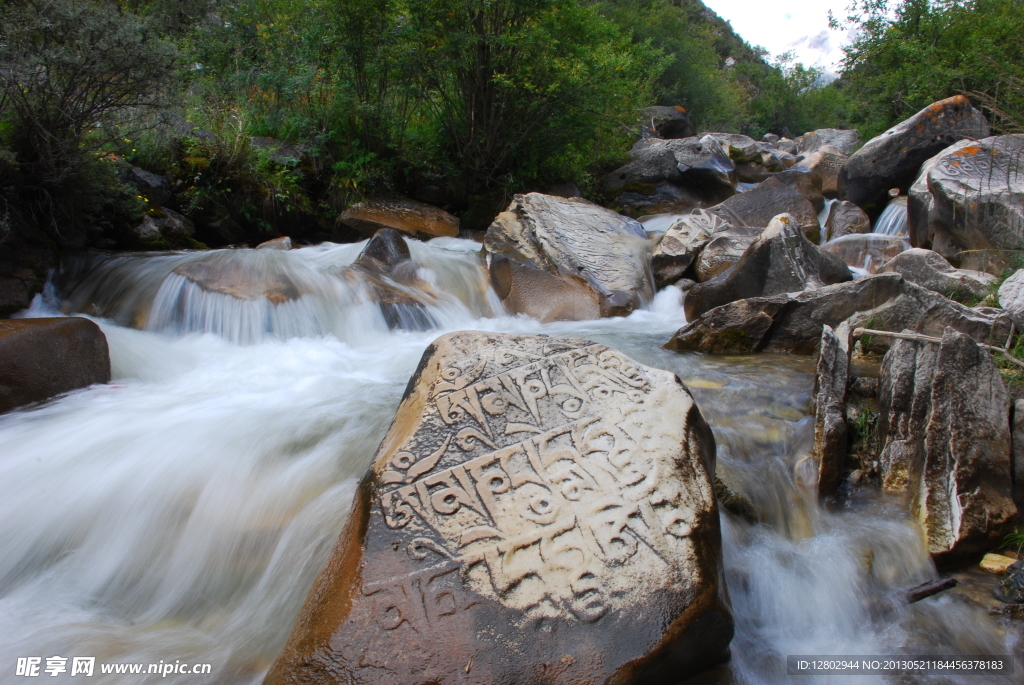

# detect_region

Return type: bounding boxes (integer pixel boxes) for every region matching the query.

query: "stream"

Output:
[0,237,1018,683]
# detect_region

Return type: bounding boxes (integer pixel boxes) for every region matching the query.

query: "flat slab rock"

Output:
[266,332,733,685]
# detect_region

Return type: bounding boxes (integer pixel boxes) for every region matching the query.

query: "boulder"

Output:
[999,269,1024,330]
[666,274,1011,356]
[265,331,733,685]
[132,207,195,243]
[954,249,1024,276]
[684,214,852,320]
[706,177,820,239]
[809,322,852,500]
[353,229,437,331]
[706,133,763,164]
[484,193,653,320]
[878,248,994,300]
[839,95,990,216]
[821,234,909,274]
[340,198,460,240]
[796,129,861,156]
[256,236,292,250]
[172,251,309,303]
[1003,561,1024,603]
[0,317,110,414]
[693,227,762,282]
[822,201,871,242]
[1013,399,1024,519]
[773,169,825,211]
[909,135,1024,255]
[640,105,693,139]
[651,210,732,285]
[877,328,1017,566]
[120,165,172,206]
[794,145,847,197]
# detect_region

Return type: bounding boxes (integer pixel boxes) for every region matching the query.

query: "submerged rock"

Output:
[908,135,1024,255]
[839,95,990,216]
[354,229,437,331]
[878,248,994,300]
[684,214,852,320]
[265,331,733,685]
[173,253,304,303]
[340,198,460,239]
[877,329,1017,567]
[810,322,852,500]
[485,193,653,320]
[0,318,110,415]
[821,234,909,274]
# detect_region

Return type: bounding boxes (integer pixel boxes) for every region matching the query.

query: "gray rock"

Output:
[953,249,1024,276]
[0,318,110,415]
[878,248,994,300]
[353,229,436,331]
[823,201,871,242]
[684,214,852,320]
[265,331,733,685]
[911,135,1024,255]
[121,165,172,206]
[707,177,820,239]
[131,207,195,243]
[1002,561,1024,603]
[877,328,1017,567]
[1012,399,1024,521]
[706,133,764,163]
[666,274,1011,356]
[794,145,847,197]
[485,193,653,320]
[810,322,852,499]
[651,210,732,285]
[797,129,861,156]
[839,96,990,216]
[640,105,693,139]
[1000,270,1024,330]
[693,226,763,282]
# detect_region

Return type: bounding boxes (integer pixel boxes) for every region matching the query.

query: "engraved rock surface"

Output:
[809,322,851,500]
[340,198,460,239]
[707,177,820,238]
[693,226,762,282]
[794,145,848,197]
[796,129,861,156]
[265,331,733,685]
[651,210,732,285]
[912,135,1024,255]
[877,329,1017,567]
[485,193,653,320]
[878,248,994,300]
[684,214,852,320]
[823,201,871,241]
[838,95,990,216]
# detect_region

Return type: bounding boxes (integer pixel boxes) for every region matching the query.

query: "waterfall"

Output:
[872,197,909,237]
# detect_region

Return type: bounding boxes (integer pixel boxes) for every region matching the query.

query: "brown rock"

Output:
[0,317,110,414]
[340,198,460,240]
[794,145,847,197]
[256,236,292,250]
[172,251,310,303]
[651,210,732,285]
[822,201,871,241]
[265,332,733,685]
[352,230,437,331]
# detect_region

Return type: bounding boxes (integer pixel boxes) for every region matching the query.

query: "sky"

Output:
[701,0,855,75]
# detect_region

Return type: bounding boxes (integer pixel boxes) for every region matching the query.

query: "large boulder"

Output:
[907,135,1024,255]
[692,226,762,282]
[773,169,825,211]
[265,331,733,685]
[1012,399,1024,522]
[172,251,313,303]
[0,317,110,414]
[706,176,820,239]
[878,248,994,300]
[651,210,732,285]
[821,234,908,274]
[838,95,990,216]
[877,328,1017,566]
[794,146,847,197]
[120,165,172,206]
[640,105,694,139]
[353,229,437,331]
[1000,269,1024,331]
[822,201,871,242]
[796,129,861,156]
[808,322,852,500]
[666,274,1011,355]
[485,193,653,320]
[706,133,763,164]
[684,214,852,320]
[340,198,460,240]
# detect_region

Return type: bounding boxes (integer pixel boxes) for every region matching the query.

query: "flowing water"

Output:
[872,198,909,238]
[0,238,1018,684]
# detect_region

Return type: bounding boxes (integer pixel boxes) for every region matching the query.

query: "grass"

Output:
[1000,529,1024,556]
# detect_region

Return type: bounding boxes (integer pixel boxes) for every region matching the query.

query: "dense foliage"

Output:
[1,0,1022,247]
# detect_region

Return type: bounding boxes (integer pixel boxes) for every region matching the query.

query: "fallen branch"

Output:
[854,328,1024,371]
[906,577,958,604]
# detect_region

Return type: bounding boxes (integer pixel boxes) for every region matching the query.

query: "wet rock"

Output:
[877,328,1017,567]
[707,177,820,239]
[794,145,847,197]
[651,210,732,285]
[340,198,460,240]
[1013,399,1024,520]
[666,274,1010,356]
[980,553,1017,574]
[878,248,994,300]
[120,165,172,206]
[838,95,990,216]
[356,229,413,274]
[256,236,292,250]
[714,474,757,524]
[640,105,693,139]
[811,322,852,499]
[173,252,306,303]
[0,318,110,414]
[797,129,861,156]
[821,234,909,274]
[265,331,734,685]
[693,227,762,282]
[484,193,653,320]
[1003,561,1024,603]
[684,214,852,320]
[907,135,1024,254]
[822,201,871,242]
[353,229,437,331]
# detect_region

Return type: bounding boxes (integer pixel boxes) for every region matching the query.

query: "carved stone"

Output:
[265,332,733,685]
[794,145,848,197]
[877,329,1017,567]
[810,322,852,499]
[822,201,871,241]
[693,227,762,282]
[651,210,732,285]
[485,193,653,320]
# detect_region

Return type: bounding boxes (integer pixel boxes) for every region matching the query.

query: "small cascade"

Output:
[817,198,839,245]
[872,196,909,236]
[821,233,909,275]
